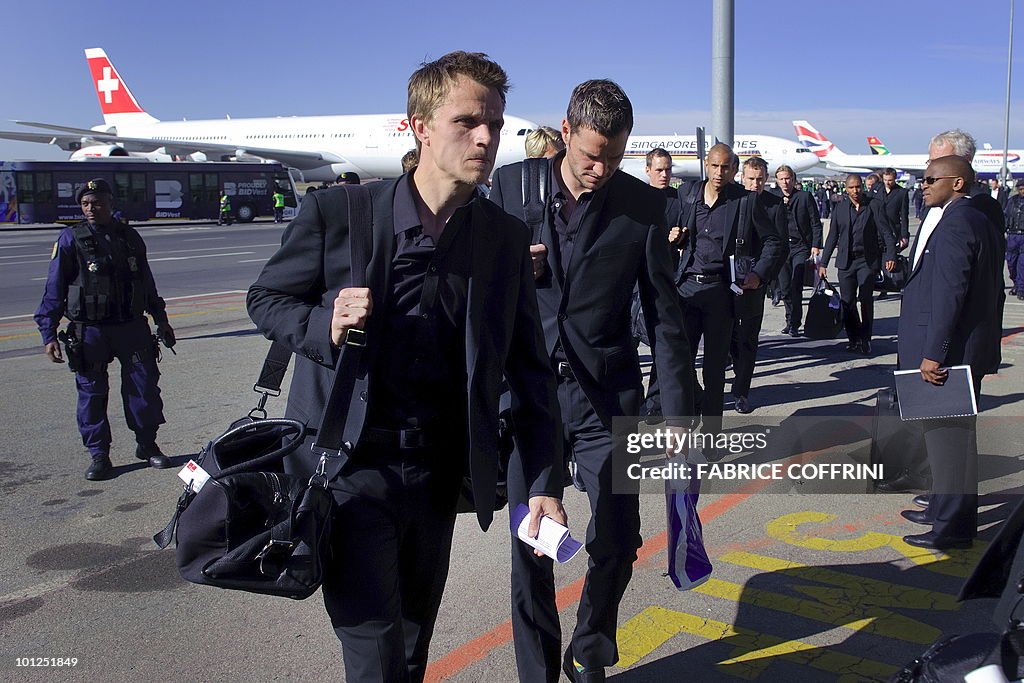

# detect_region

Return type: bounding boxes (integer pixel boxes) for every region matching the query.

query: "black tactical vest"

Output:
[65,221,146,323]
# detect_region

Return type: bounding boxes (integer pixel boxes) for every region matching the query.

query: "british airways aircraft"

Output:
[0,48,539,182]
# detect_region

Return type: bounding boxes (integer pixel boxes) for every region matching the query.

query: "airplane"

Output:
[618,134,820,179]
[792,120,928,173]
[0,48,540,182]
[868,136,1023,178]
[867,136,889,155]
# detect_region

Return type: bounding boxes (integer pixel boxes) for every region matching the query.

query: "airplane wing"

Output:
[13,120,109,136]
[0,127,345,170]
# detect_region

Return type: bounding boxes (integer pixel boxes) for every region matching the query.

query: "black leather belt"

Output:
[556,361,575,380]
[687,273,721,284]
[361,427,431,450]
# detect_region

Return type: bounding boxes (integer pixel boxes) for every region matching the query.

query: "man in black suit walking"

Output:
[676,144,784,434]
[819,175,896,355]
[896,155,1003,549]
[247,51,565,682]
[730,156,787,414]
[772,165,823,336]
[878,167,910,251]
[489,80,695,683]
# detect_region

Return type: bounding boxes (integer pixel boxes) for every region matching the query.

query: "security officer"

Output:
[35,179,173,481]
[218,191,232,225]
[272,189,286,223]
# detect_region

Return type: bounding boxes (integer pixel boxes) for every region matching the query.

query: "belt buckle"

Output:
[399,428,426,450]
[557,361,573,379]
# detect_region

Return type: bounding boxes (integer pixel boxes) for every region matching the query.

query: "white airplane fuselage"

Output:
[618,134,820,179]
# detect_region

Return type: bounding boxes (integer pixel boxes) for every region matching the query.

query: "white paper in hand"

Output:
[510,503,583,563]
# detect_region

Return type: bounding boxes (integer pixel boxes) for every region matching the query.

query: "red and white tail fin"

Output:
[792,120,842,160]
[84,48,159,130]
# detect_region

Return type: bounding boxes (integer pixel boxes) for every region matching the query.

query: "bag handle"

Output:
[210,417,308,479]
[308,184,372,470]
[522,157,549,244]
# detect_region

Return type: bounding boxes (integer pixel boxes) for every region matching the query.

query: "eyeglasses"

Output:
[922,176,959,185]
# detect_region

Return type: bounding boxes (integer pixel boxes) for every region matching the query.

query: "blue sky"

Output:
[1,0,1021,161]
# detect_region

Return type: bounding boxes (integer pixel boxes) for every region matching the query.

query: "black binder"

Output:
[893,365,978,421]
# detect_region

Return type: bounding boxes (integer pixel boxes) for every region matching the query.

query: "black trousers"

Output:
[679,278,734,433]
[321,444,462,683]
[509,377,641,681]
[837,257,875,343]
[777,244,811,329]
[730,291,766,399]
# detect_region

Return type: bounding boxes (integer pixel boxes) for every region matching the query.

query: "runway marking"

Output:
[148,251,254,263]
[164,290,246,301]
[615,606,899,679]
[237,258,267,263]
[147,243,278,256]
[691,576,941,645]
[766,511,985,576]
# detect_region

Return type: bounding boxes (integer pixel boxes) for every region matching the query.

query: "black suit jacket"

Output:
[898,196,1003,377]
[247,180,563,531]
[676,181,786,286]
[821,195,896,272]
[488,157,695,424]
[877,185,910,242]
[770,187,823,248]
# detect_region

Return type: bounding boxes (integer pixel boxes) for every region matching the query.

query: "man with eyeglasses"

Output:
[895,155,1002,549]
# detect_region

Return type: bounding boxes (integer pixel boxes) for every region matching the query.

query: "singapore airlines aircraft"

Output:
[618,134,820,179]
[0,48,539,182]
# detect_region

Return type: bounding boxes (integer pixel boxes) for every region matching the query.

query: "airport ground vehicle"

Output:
[0,159,299,224]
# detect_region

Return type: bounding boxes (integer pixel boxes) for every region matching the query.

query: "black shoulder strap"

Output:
[735,191,752,258]
[522,158,549,244]
[253,185,373,462]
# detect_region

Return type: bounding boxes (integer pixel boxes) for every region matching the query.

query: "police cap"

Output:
[76,178,113,203]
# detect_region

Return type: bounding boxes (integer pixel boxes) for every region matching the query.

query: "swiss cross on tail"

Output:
[84,47,145,115]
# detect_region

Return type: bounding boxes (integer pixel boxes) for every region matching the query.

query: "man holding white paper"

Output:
[896,155,1003,549]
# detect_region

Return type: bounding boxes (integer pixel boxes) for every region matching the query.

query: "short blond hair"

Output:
[525,126,563,158]
[407,51,509,151]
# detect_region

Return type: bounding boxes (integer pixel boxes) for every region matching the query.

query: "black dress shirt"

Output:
[689,193,728,275]
[366,174,472,430]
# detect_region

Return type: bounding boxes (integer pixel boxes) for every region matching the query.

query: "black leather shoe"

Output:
[85,454,114,481]
[876,470,931,493]
[844,340,859,352]
[780,325,792,335]
[735,396,752,414]
[563,647,605,683]
[913,494,931,508]
[136,443,172,469]
[789,327,802,337]
[900,509,931,525]
[856,340,872,355]
[902,531,972,550]
[1011,288,1018,296]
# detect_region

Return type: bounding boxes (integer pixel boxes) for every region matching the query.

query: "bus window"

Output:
[17,173,35,203]
[130,173,147,202]
[273,173,298,208]
[114,173,131,204]
[34,173,53,203]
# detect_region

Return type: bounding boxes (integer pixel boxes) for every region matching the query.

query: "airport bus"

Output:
[0,159,300,225]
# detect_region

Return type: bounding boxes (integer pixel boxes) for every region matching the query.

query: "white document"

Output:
[511,504,583,563]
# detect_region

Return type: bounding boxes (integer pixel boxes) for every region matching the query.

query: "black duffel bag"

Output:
[153,185,373,599]
[875,254,910,292]
[803,276,844,340]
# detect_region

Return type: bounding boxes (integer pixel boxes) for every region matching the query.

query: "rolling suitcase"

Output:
[870,387,928,485]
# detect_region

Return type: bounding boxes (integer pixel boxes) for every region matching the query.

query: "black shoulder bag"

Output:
[153,185,373,599]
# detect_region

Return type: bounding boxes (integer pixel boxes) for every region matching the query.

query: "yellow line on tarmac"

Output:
[765,511,985,577]
[692,577,940,644]
[719,551,960,611]
[616,605,899,680]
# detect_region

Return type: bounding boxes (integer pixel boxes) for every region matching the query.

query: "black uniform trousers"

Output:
[837,256,875,344]
[509,375,641,681]
[679,278,734,434]
[777,242,811,330]
[730,290,766,399]
[321,443,462,683]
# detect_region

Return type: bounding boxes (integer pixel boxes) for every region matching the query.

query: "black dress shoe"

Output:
[900,509,931,525]
[856,340,872,355]
[563,647,605,683]
[85,454,114,481]
[735,396,752,414]
[913,494,931,508]
[136,443,172,469]
[1011,288,1018,296]
[789,327,802,337]
[902,531,972,550]
[780,325,792,335]
[876,470,931,493]
[844,340,859,352]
